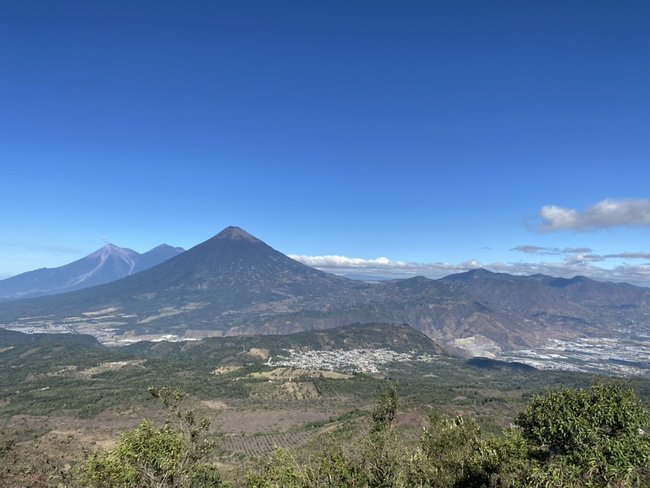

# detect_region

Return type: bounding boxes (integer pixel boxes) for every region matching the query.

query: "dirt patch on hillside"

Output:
[250,367,352,380]
[201,400,229,410]
[210,407,343,434]
[246,348,270,360]
[77,359,146,378]
[212,366,242,375]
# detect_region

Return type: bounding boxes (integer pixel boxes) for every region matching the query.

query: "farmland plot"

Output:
[222,430,315,457]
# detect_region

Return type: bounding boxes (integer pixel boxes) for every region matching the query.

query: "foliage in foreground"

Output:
[517,382,650,486]
[73,387,225,487]
[243,382,650,488]
[73,381,650,487]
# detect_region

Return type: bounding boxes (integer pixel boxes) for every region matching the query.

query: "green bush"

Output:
[516,382,650,486]
[73,382,650,487]
[73,387,227,488]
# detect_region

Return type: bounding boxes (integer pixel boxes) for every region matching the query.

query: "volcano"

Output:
[0,242,183,300]
[1,226,649,357]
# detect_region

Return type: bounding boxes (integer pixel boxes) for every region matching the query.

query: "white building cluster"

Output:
[271,348,431,374]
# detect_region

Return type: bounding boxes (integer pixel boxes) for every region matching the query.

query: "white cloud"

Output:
[538,198,650,231]
[290,254,482,280]
[288,255,400,267]
[291,253,650,287]
[539,205,579,231]
[563,253,605,265]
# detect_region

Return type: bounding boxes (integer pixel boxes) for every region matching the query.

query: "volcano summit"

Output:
[1,226,649,358]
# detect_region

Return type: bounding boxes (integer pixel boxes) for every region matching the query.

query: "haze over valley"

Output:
[1,226,648,377]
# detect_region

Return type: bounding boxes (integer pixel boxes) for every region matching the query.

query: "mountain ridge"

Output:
[0,226,648,358]
[0,242,185,300]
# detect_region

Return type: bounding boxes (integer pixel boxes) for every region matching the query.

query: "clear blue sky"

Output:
[1,1,650,284]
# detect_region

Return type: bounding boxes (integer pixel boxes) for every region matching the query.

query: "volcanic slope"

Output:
[0,227,368,331]
[0,243,184,300]
[0,228,489,345]
[1,227,649,356]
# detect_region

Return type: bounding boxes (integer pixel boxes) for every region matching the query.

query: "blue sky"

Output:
[1,1,650,285]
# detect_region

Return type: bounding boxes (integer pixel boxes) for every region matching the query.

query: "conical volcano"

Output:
[0,226,367,337]
[116,225,356,308]
[3,226,645,355]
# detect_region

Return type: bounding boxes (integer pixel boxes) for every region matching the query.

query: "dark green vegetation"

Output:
[0,328,102,348]
[245,383,650,487]
[126,322,444,359]
[67,383,650,487]
[1,324,650,487]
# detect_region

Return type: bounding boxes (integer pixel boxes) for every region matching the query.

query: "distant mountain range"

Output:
[0,243,184,300]
[0,226,648,357]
